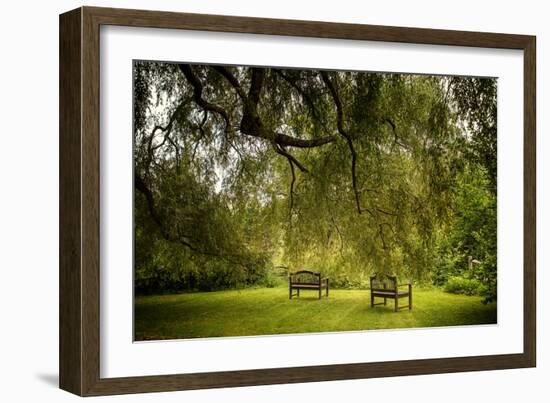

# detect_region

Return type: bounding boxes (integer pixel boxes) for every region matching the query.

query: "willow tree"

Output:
[133,61,496,291]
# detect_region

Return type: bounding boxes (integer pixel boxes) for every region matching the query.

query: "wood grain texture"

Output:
[86,6,532,49]
[523,38,536,366]
[59,8,82,396]
[81,7,102,396]
[58,6,537,396]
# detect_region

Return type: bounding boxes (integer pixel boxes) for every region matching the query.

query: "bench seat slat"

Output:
[372,291,410,296]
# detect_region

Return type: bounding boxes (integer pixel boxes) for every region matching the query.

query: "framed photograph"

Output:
[59,6,536,396]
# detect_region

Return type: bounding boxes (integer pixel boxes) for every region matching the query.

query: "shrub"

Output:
[261,272,286,288]
[444,276,484,296]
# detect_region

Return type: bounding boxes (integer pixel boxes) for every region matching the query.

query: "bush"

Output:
[444,276,484,296]
[261,272,286,288]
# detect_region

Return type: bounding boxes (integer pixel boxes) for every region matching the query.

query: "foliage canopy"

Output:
[133,62,497,301]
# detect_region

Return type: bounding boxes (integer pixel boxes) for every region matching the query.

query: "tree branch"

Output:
[287,158,296,213]
[248,68,265,106]
[272,142,309,173]
[274,69,324,124]
[146,99,188,168]
[212,65,247,100]
[134,172,194,248]
[135,172,250,267]
[383,118,407,150]
[212,65,336,149]
[274,132,336,148]
[321,71,362,215]
[178,64,231,133]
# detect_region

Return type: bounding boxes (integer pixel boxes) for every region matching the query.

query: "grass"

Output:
[134,286,497,341]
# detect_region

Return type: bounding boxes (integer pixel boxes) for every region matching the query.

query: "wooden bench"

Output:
[289,270,329,299]
[370,274,412,311]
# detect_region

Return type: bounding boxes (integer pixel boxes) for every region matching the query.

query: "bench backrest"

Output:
[290,270,320,285]
[370,274,397,291]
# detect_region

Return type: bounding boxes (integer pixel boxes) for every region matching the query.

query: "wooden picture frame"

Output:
[59,6,536,396]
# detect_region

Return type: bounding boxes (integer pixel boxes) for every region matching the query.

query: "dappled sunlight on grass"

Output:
[135,287,496,341]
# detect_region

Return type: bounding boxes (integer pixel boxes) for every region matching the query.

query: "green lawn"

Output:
[134,287,497,341]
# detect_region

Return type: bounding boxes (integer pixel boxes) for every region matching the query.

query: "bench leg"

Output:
[289,285,292,299]
[371,292,374,307]
[319,287,322,299]
[395,297,398,312]
[384,297,387,306]
[409,285,413,310]
[326,280,329,297]
[297,289,300,298]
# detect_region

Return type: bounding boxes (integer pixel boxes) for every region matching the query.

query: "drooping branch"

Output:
[135,172,250,267]
[178,64,231,133]
[376,207,398,217]
[146,99,188,167]
[287,158,296,213]
[271,143,299,216]
[384,117,396,131]
[178,65,361,216]
[383,118,408,150]
[211,65,336,149]
[178,66,366,216]
[212,65,247,100]
[213,65,264,107]
[321,71,362,215]
[274,69,324,124]
[210,66,335,213]
[378,223,388,250]
[272,142,309,173]
[330,215,345,257]
[320,72,347,135]
[134,172,194,249]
